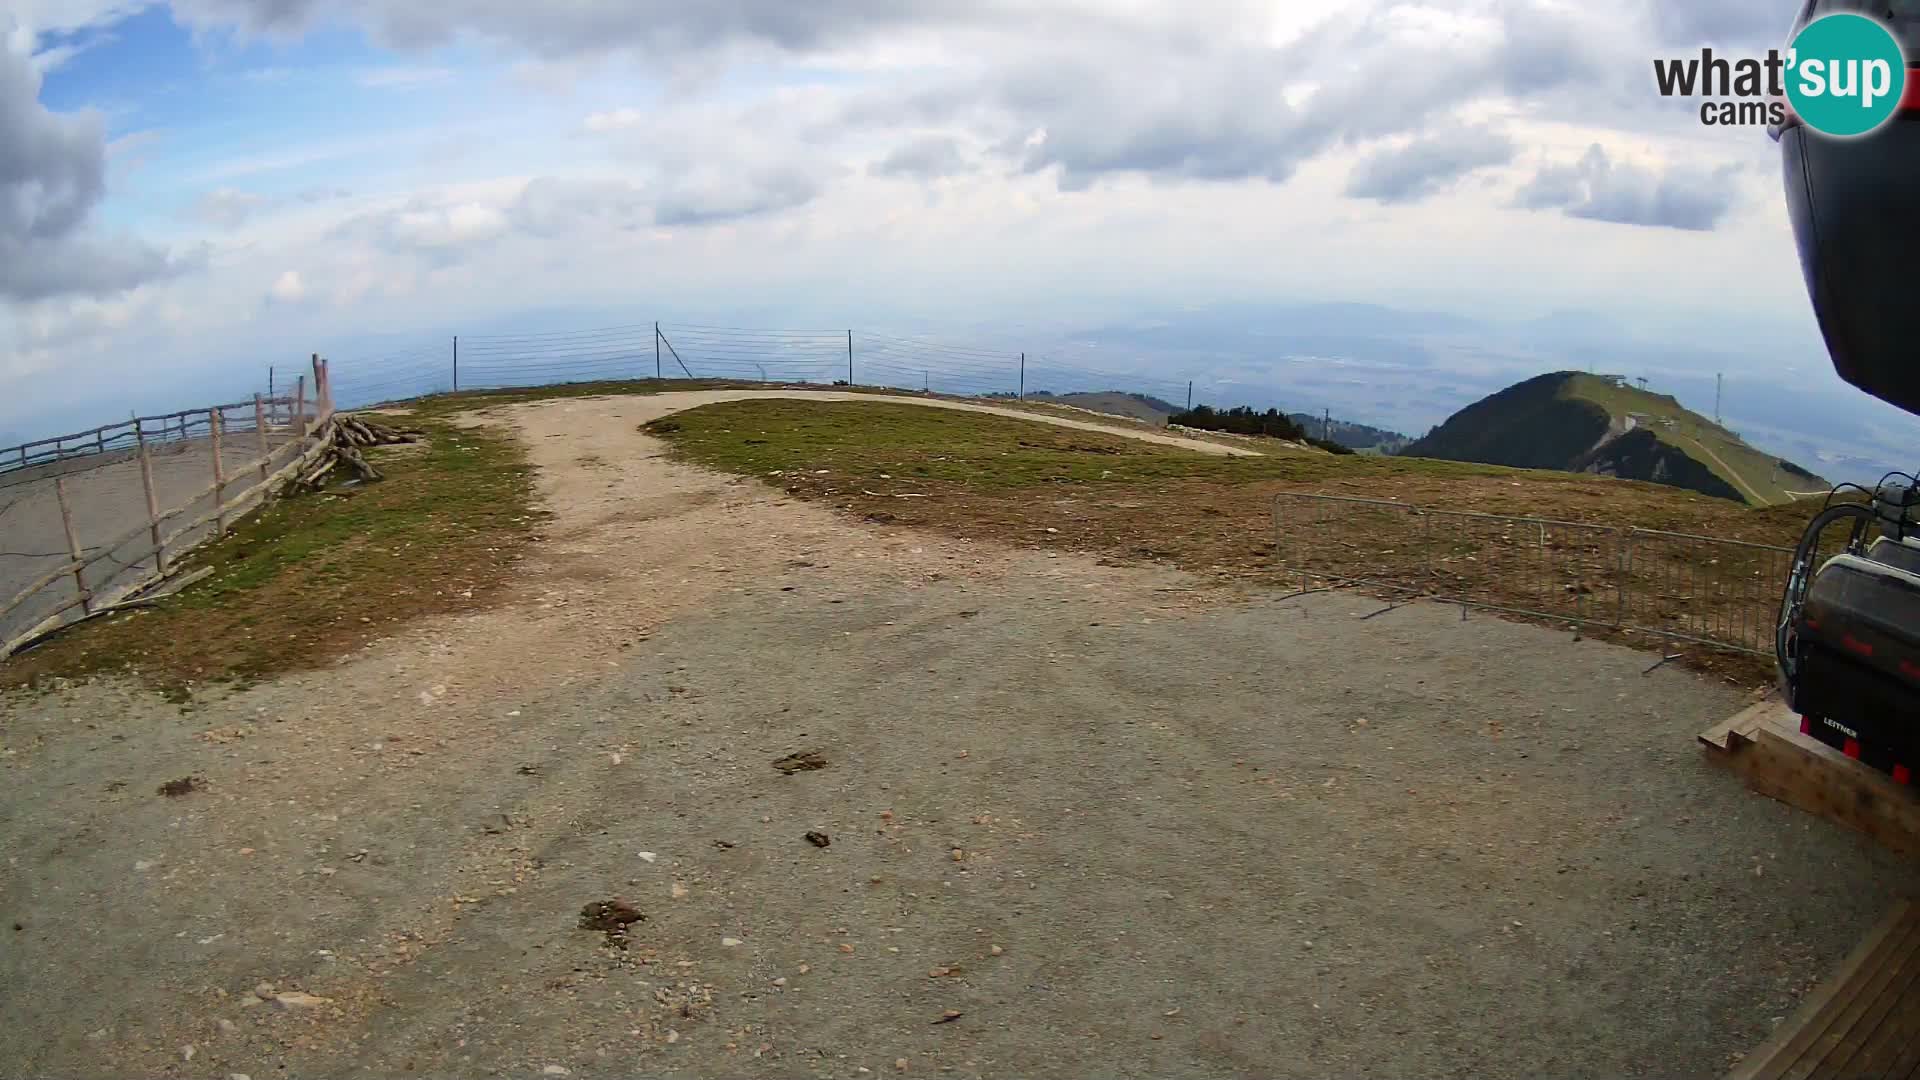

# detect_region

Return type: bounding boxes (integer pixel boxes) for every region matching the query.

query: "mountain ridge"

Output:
[1399,371,1828,505]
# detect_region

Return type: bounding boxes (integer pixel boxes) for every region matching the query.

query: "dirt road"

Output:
[2,392,1912,1079]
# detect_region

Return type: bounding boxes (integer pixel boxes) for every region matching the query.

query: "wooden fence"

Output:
[0,355,337,660]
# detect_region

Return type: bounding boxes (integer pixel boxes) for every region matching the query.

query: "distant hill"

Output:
[1013,390,1182,424]
[1398,372,1829,505]
[1287,413,1411,453]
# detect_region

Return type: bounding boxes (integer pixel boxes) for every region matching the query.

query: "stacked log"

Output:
[296,415,423,489]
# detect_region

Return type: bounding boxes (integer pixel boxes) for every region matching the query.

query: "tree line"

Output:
[1168,405,1353,454]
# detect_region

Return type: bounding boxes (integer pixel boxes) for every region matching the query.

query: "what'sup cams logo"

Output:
[1655,12,1908,137]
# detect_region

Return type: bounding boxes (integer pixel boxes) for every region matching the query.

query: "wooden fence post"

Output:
[254,394,271,481]
[293,376,308,439]
[55,477,92,615]
[210,407,227,536]
[136,421,168,574]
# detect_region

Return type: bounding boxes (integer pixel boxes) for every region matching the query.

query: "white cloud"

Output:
[0,0,1840,438]
[270,269,306,301]
[584,107,644,132]
[0,38,184,300]
[190,187,270,229]
[355,65,451,88]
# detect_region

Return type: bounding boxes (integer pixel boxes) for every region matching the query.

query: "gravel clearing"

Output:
[2,391,1915,1079]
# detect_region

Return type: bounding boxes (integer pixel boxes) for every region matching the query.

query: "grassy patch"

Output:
[643,398,1499,490]
[399,378,749,418]
[2,407,545,698]
[653,398,1813,688]
[1565,374,1821,506]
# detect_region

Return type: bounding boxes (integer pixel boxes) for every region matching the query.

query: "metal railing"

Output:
[1273,493,1797,656]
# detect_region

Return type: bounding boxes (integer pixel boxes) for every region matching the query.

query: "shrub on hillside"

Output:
[1307,437,1355,455]
[1168,404,1308,441]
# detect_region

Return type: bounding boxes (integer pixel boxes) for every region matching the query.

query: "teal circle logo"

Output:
[1787,13,1907,137]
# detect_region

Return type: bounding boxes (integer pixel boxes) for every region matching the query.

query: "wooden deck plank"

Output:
[1702,697,1920,859]
[1879,1009,1920,1080]
[1781,917,1920,1079]
[1731,900,1918,1080]
[1773,910,1920,1080]
[1815,929,1920,1079]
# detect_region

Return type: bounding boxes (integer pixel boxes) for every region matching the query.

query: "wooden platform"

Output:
[1730,899,1920,1079]
[1701,695,1920,858]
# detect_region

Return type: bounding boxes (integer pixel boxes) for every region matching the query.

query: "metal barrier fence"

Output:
[1272,493,1798,656]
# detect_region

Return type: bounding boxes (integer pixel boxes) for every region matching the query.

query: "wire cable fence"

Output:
[1272,493,1801,657]
[319,320,1223,415]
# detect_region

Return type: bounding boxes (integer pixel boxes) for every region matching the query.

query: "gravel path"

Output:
[1,392,1912,1080]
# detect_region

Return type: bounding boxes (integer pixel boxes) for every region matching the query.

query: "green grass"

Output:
[645,398,1505,489]
[1562,374,1823,506]
[401,378,749,418]
[3,407,545,697]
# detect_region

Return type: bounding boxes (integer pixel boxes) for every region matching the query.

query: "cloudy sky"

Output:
[6,0,1903,465]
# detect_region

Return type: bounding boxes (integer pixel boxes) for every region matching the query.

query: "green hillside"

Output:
[1400,371,1829,506]
[1003,390,1180,424]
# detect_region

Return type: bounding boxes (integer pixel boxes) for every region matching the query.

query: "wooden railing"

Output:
[1,355,336,660]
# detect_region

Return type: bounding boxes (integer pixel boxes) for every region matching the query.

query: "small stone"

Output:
[804,831,831,848]
[722,937,743,947]
[797,964,811,974]
[950,849,965,862]
[671,882,689,899]
[217,1019,238,1034]
[637,851,658,863]
[896,1058,910,1071]
[253,982,275,999]
[928,966,950,978]
[543,1067,571,1076]
[230,1074,252,1080]
[838,943,855,954]
[272,991,331,1010]
[989,945,1003,956]
[772,977,787,987]
[181,1045,196,1062]
[665,1031,680,1045]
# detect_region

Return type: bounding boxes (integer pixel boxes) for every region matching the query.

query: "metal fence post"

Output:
[1422,512,1432,580]
[1019,352,1025,400]
[655,322,661,379]
[847,330,854,385]
[1617,531,1632,628]
[55,477,91,615]
[453,335,460,392]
